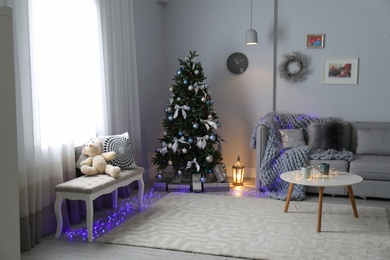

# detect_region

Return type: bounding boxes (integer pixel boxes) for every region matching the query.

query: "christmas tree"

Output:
[152,51,224,183]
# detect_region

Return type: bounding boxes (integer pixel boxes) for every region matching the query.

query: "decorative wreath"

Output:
[278,52,311,83]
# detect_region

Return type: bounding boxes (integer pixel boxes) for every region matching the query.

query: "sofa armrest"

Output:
[256,125,268,189]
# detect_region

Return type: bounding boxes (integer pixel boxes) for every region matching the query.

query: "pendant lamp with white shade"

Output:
[246,0,258,45]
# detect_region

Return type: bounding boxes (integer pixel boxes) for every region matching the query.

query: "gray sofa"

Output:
[255,119,390,199]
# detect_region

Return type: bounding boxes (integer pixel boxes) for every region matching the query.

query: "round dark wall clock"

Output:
[227,52,249,74]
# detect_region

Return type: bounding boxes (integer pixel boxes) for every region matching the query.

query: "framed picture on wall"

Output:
[322,58,359,84]
[306,34,325,48]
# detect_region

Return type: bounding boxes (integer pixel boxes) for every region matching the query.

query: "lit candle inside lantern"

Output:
[232,156,245,186]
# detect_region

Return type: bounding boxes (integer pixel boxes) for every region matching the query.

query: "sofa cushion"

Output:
[279,128,306,149]
[351,122,390,153]
[349,154,390,181]
[356,129,390,155]
[98,132,137,169]
[337,121,352,151]
[308,122,341,151]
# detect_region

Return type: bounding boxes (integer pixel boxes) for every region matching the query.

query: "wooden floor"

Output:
[21,178,390,260]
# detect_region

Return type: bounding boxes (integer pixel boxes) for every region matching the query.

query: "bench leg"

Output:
[54,196,63,239]
[137,177,144,212]
[86,199,94,242]
[112,189,118,208]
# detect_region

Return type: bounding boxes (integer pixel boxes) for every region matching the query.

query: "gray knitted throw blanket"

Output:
[250,112,339,201]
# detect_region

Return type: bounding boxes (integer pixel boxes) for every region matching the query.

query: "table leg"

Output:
[317,186,324,232]
[284,183,294,213]
[347,185,359,218]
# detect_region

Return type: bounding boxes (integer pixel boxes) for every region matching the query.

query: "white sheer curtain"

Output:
[28,2,106,250]
[0,0,141,252]
[29,0,107,146]
[96,0,142,158]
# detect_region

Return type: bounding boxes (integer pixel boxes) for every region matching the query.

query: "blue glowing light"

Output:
[64,190,161,241]
[64,187,265,241]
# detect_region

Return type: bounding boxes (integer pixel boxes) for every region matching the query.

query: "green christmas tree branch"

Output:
[152,51,224,179]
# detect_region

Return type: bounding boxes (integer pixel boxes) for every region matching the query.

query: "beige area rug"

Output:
[97,193,390,260]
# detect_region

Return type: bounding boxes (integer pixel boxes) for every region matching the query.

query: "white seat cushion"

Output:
[55,167,144,194]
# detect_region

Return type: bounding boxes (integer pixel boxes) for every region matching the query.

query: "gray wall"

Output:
[134,0,390,176]
[133,0,167,177]
[277,0,390,122]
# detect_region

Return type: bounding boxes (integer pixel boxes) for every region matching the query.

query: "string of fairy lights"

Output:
[63,188,264,241]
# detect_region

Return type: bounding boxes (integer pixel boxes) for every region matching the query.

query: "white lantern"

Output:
[232,156,245,186]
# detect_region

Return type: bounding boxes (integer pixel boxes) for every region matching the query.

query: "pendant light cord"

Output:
[250,0,253,29]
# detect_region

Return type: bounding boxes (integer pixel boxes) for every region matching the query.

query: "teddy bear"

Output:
[80,139,121,178]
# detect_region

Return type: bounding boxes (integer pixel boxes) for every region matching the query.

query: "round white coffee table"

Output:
[280,170,363,232]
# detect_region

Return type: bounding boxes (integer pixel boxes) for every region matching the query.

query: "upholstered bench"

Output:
[54,167,144,242]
